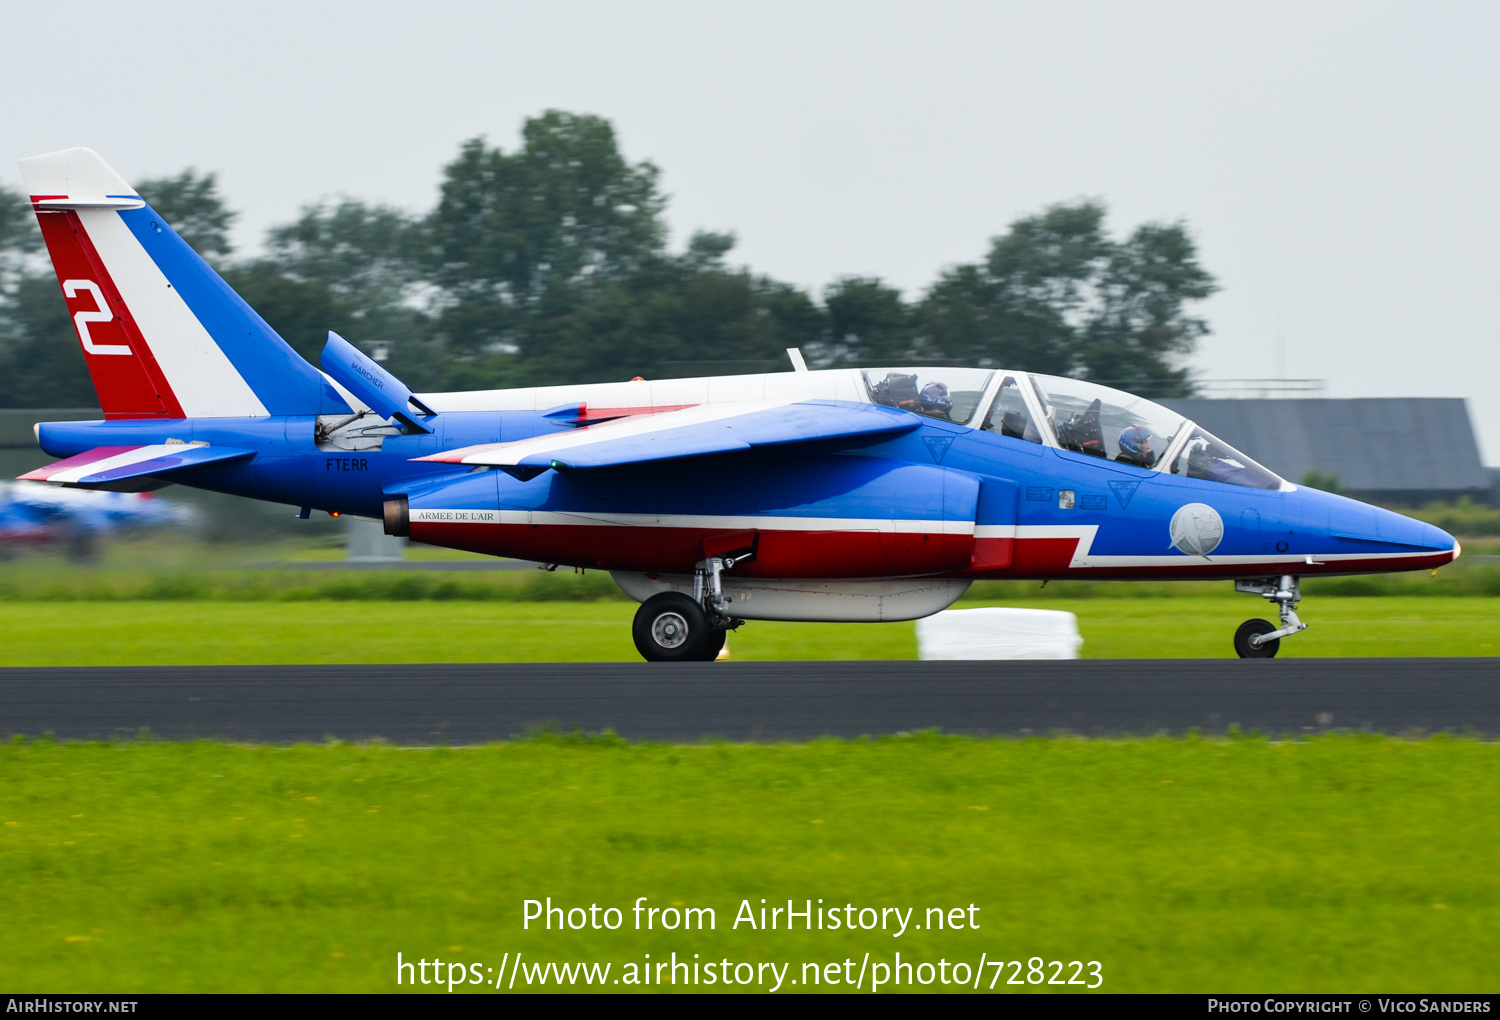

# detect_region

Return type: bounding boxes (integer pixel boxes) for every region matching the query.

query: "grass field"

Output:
[2,734,1496,993]
[3,539,1496,994]
[1,596,1496,665]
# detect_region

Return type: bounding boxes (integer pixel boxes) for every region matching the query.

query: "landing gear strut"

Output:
[1233,575,1307,658]
[631,555,748,662]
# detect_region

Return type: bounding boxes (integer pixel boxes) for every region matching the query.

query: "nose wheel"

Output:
[1233,575,1307,658]
[1234,618,1280,658]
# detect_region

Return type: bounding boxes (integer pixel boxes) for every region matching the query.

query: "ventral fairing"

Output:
[17,148,1460,660]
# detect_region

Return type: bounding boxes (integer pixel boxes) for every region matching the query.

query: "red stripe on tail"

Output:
[33,209,184,419]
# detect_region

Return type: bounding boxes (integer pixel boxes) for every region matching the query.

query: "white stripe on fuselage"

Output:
[79,209,268,418]
[410,508,975,534]
[973,525,1016,539]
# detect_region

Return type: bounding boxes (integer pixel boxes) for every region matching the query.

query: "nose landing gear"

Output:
[1233,576,1307,658]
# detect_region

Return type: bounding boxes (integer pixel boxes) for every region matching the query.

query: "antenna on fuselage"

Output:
[786,348,809,373]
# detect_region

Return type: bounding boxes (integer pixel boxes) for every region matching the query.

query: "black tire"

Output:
[1234,618,1279,659]
[701,628,728,662]
[632,593,711,662]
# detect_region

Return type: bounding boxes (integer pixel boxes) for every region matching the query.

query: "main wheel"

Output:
[633,593,711,662]
[1234,618,1279,658]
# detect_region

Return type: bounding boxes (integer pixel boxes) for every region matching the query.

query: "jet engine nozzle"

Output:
[383,496,410,537]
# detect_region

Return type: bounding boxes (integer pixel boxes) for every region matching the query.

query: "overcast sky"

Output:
[4,0,1497,460]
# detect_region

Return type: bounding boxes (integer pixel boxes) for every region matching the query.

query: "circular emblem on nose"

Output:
[1169,502,1224,557]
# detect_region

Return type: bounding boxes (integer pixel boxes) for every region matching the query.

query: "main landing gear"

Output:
[631,555,748,662]
[1233,575,1308,658]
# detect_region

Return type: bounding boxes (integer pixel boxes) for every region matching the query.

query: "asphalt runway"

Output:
[1,659,1497,744]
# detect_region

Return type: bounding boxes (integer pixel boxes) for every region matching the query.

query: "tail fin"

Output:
[18,147,348,419]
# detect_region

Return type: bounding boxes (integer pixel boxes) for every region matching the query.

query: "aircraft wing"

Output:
[19,444,255,489]
[415,400,920,471]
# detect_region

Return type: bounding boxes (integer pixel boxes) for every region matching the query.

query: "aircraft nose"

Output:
[1375,505,1459,559]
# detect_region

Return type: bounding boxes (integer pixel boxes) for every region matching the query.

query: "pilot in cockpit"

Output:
[869,372,955,420]
[1115,424,1154,468]
[918,382,952,419]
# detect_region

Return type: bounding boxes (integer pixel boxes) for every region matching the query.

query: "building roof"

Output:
[1161,398,1490,501]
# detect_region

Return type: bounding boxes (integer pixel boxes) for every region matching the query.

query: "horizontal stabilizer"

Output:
[321,332,434,431]
[416,400,921,472]
[20,443,254,489]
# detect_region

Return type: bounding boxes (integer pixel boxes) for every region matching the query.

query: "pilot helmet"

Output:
[918,382,952,415]
[1118,424,1153,458]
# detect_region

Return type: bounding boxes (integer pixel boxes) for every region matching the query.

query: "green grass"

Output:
[4,534,1500,602]
[2,735,1496,993]
[1,596,1495,666]
[0,546,628,604]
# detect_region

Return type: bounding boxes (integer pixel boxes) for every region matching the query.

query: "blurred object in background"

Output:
[917,607,1083,660]
[0,407,198,560]
[0,409,329,548]
[346,517,406,563]
[0,481,194,562]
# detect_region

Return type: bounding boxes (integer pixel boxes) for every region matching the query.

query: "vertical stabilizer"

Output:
[18,147,346,419]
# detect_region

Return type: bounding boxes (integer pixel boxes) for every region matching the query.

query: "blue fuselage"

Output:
[35,408,1457,582]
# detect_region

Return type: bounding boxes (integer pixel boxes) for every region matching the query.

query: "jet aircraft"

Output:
[0,481,191,558]
[16,148,1460,660]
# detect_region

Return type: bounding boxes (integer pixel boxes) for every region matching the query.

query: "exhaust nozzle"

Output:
[383,496,409,537]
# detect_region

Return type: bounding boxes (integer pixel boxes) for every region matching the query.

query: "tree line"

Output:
[0,111,1216,406]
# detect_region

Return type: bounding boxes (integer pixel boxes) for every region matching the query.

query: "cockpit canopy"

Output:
[864,368,994,426]
[1027,374,1282,490]
[862,367,1285,491]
